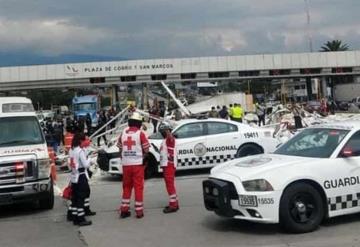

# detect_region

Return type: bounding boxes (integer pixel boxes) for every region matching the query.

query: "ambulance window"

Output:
[0,116,44,147]
[174,123,205,138]
[207,122,238,135]
[339,131,360,157]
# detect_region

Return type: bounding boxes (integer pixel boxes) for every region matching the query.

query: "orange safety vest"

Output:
[64,132,74,152]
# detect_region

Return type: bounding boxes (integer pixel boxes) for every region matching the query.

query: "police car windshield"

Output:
[274,128,349,158]
[0,116,44,147]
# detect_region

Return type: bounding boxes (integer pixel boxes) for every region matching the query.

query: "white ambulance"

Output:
[0,97,53,209]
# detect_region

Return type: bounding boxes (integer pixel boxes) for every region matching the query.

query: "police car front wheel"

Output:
[279,183,324,233]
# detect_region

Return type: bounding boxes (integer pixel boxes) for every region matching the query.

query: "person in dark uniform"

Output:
[219,105,229,119]
[291,102,303,129]
[85,113,92,135]
[97,111,108,146]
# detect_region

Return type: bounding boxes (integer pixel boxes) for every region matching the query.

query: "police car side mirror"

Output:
[340,147,353,158]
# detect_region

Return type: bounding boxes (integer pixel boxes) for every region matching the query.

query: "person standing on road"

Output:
[208,106,219,118]
[117,112,150,219]
[80,136,96,216]
[256,102,266,126]
[68,133,96,226]
[52,122,62,153]
[329,100,336,115]
[232,103,243,123]
[159,123,179,213]
[96,111,108,146]
[219,105,229,119]
[228,104,234,120]
[149,103,160,133]
[85,113,92,135]
[109,107,117,130]
[216,105,221,113]
[291,102,303,129]
[64,126,74,154]
[238,103,244,122]
[320,98,328,116]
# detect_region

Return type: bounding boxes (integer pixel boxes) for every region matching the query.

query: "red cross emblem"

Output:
[124,136,136,150]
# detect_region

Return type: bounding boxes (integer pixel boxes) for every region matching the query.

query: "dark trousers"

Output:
[258,115,265,126]
[294,116,303,129]
[97,135,108,146]
[70,175,90,223]
[152,119,158,133]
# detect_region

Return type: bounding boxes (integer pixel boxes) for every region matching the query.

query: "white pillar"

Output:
[111,85,118,107]
[142,83,148,110]
[321,77,328,98]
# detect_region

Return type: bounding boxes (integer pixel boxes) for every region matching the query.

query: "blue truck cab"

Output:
[72,95,99,127]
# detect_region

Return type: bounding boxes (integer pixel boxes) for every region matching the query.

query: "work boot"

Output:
[67,211,73,221]
[163,206,179,214]
[85,210,96,216]
[136,212,144,219]
[77,220,92,227]
[120,211,131,219]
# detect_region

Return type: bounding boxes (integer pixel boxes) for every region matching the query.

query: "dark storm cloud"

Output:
[0,0,358,58]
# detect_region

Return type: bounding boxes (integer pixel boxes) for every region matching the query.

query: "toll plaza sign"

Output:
[65,62,175,77]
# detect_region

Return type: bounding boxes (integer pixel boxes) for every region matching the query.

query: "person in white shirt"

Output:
[67,133,95,226]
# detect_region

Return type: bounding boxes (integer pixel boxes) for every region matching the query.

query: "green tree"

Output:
[320,40,349,52]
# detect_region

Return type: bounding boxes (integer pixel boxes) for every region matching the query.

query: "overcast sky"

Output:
[0,0,359,59]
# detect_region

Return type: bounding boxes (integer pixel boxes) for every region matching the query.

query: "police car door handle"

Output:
[233,137,238,139]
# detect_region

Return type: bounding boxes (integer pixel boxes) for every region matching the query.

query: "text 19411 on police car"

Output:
[244,132,259,139]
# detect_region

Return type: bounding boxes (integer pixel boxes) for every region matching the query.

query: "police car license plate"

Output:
[239,195,258,207]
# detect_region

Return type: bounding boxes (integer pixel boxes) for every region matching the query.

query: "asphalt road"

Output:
[1,169,360,247]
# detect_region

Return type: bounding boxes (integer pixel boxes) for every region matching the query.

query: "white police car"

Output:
[203,121,360,233]
[97,118,279,177]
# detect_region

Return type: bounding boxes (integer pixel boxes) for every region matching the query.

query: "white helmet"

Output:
[158,122,173,132]
[129,112,143,121]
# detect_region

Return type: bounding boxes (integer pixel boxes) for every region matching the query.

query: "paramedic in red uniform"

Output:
[159,122,179,213]
[117,112,150,218]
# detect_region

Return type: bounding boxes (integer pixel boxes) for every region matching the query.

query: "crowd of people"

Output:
[148,99,166,133]
[42,107,119,156]
[59,98,342,227]
[63,111,179,226]
[207,102,267,126]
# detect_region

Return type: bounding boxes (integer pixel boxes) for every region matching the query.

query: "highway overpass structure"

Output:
[1,50,360,100]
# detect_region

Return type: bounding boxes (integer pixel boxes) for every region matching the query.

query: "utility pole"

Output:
[304,0,313,52]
